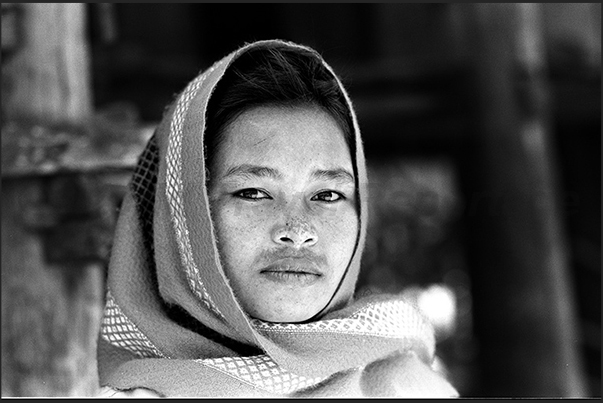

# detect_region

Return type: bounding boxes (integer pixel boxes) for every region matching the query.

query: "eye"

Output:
[311,190,345,203]
[234,188,271,200]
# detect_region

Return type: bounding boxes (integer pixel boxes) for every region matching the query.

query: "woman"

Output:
[97,39,458,398]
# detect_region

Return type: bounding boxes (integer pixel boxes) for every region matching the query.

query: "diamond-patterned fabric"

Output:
[198,355,326,394]
[100,294,328,393]
[100,291,166,359]
[253,300,429,336]
[100,292,433,393]
[165,65,223,318]
[130,135,159,271]
[252,300,435,357]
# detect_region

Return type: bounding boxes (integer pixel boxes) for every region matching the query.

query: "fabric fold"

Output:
[97,39,457,398]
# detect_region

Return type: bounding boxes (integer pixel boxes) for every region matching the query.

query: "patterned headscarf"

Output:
[97,39,456,397]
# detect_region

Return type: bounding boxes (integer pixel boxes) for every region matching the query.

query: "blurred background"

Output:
[1,3,600,398]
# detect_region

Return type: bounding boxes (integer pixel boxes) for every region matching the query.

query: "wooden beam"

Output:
[461,3,588,397]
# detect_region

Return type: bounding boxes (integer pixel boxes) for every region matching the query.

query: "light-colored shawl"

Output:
[97,39,458,397]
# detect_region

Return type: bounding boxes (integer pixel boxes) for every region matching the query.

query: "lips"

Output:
[260,258,324,285]
[262,257,322,274]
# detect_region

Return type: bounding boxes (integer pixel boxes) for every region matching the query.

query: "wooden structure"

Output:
[2,4,105,397]
[460,3,587,396]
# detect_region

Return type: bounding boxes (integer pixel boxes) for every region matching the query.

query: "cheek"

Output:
[316,207,359,263]
[213,205,269,260]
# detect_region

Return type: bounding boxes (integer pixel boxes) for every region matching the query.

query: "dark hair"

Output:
[204,44,355,172]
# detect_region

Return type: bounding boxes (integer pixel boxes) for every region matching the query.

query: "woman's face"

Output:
[208,105,358,323]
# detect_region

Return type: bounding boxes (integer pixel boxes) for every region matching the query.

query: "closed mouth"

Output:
[260,258,324,284]
[260,258,323,276]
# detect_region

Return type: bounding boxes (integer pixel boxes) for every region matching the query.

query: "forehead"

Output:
[216,105,353,168]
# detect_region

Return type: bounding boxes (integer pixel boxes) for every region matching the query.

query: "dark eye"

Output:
[312,190,344,203]
[234,188,271,200]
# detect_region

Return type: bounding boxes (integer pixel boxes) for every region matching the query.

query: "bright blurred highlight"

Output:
[402,284,457,340]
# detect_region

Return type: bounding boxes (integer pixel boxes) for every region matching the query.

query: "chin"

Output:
[251,305,321,324]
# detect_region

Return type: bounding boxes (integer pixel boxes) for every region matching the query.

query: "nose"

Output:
[271,217,317,248]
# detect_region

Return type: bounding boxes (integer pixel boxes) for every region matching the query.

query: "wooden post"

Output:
[1,4,103,397]
[1,3,92,125]
[462,3,587,397]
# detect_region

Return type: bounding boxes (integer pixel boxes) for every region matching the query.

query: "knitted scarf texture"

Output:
[97,39,458,398]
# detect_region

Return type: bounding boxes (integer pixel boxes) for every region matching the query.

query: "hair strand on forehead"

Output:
[204,44,355,175]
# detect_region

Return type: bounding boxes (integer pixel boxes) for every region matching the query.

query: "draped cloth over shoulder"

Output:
[97,39,458,397]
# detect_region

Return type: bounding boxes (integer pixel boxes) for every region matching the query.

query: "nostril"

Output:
[279,236,293,244]
[272,222,318,246]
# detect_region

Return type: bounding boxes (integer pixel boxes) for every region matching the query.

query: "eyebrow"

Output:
[311,168,355,184]
[222,164,355,184]
[223,164,282,180]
